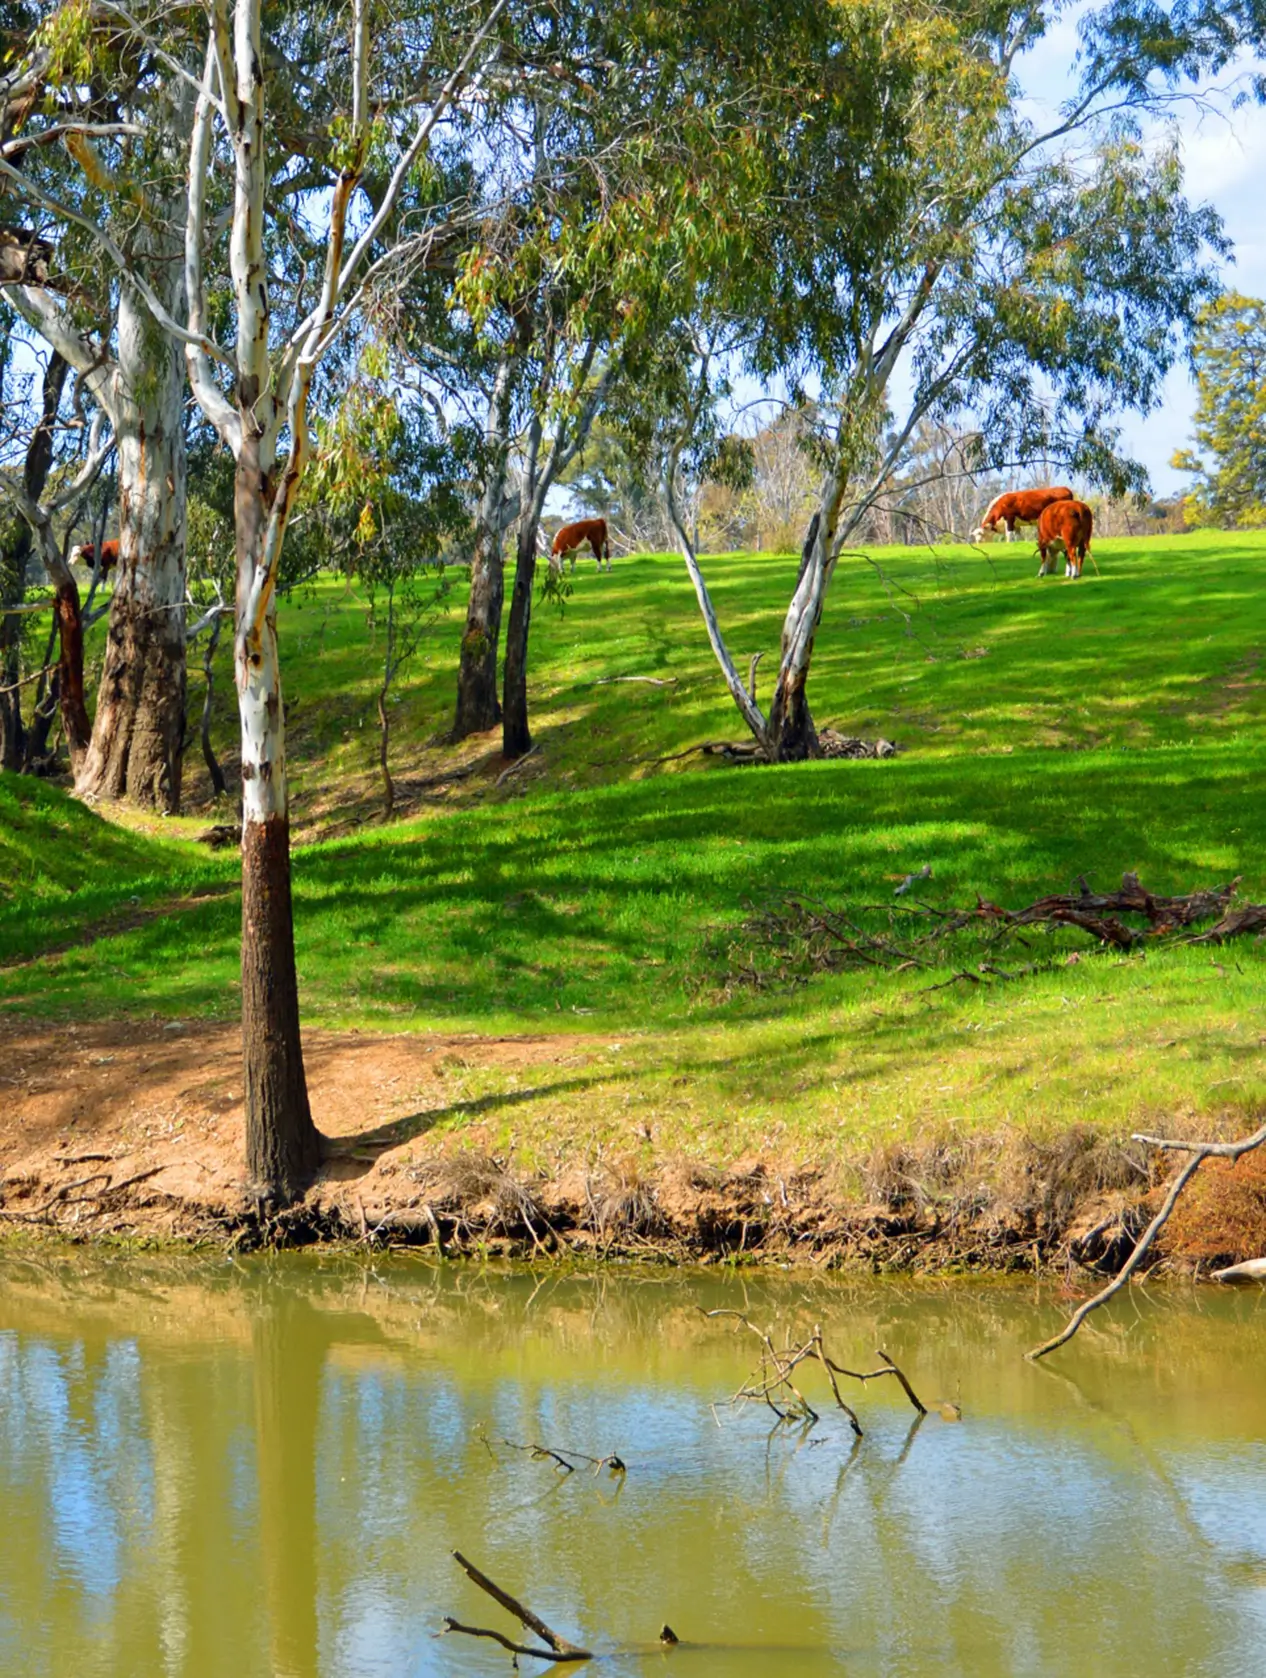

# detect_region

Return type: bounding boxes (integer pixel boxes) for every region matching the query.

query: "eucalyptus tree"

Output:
[445,0,753,747]
[661,0,1237,758]
[0,2,195,808]
[158,0,509,1198]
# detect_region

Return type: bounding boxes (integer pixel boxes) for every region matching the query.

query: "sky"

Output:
[1016,8,1266,495]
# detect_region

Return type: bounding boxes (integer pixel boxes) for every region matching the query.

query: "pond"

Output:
[1,1251,1264,1676]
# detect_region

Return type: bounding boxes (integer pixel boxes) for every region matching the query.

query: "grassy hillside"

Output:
[4,529,1265,1161]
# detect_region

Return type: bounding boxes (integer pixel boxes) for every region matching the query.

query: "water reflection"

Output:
[0,1253,1264,1675]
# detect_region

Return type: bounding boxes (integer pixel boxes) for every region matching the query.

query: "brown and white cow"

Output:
[1035,498,1093,578]
[971,486,1073,544]
[69,538,121,578]
[551,517,612,572]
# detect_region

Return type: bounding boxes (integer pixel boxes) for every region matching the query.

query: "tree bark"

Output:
[51,576,91,770]
[453,525,505,738]
[76,274,188,811]
[200,611,228,797]
[765,495,844,763]
[241,815,320,1202]
[501,516,538,758]
[0,515,30,770]
[452,353,516,742]
[377,686,394,816]
[236,440,322,1205]
[1,350,69,770]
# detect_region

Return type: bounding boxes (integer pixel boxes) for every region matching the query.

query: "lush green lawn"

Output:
[4,529,1265,1161]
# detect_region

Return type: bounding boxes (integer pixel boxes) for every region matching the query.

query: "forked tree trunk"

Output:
[76,261,188,811]
[501,515,539,758]
[765,496,844,763]
[235,449,322,1204]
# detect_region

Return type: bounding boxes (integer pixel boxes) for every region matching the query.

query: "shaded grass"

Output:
[4,529,1266,1160]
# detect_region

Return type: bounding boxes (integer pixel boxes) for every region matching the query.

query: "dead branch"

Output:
[502,1438,627,1475]
[448,1550,592,1661]
[1028,1120,1266,1360]
[726,872,1266,994]
[1211,1257,1266,1283]
[495,741,541,786]
[820,1346,927,1415]
[589,674,678,687]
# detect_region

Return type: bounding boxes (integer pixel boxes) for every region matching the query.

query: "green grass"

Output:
[4,528,1266,1162]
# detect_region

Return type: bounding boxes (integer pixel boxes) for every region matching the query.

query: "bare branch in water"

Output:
[1028,1120,1266,1360]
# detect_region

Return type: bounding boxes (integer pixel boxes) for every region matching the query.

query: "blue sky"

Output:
[1017,8,1266,494]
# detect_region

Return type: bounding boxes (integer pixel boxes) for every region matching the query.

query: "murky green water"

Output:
[1,1253,1265,1676]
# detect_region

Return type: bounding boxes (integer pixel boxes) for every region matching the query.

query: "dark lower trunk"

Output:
[200,616,228,797]
[80,587,186,810]
[23,618,59,771]
[452,533,504,740]
[766,664,821,762]
[0,521,28,771]
[53,579,92,771]
[502,521,538,758]
[241,816,322,1203]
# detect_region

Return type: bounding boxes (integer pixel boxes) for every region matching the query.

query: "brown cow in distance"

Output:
[551,517,612,572]
[69,539,121,578]
[971,486,1073,544]
[1036,498,1094,578]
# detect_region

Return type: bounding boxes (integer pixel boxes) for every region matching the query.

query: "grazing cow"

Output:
[1035,498,1093,578]
[69,539,121,578]
[971,486,1073,544]
[551,517,612,572]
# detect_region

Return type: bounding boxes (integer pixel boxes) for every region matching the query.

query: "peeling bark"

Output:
[76,271,188,811]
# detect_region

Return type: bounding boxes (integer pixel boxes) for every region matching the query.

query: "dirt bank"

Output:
[1,1016,1260,1271]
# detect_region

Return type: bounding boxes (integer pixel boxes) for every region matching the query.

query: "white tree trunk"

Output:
[76,123,189,811]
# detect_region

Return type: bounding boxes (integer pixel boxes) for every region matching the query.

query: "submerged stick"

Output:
[450,1550,592,1660]
[1028,1120,1266,1360]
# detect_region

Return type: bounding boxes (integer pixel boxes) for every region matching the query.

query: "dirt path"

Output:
[0,1015,599,1238]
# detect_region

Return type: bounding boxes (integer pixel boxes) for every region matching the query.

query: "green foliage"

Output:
[1172,292,1266,528]
[6,532,1266,1151]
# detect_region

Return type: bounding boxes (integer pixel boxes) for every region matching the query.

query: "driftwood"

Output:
[703,1309,928,1437]
[1212,1257,1266,1282]
[1028,1120,1266,1360]
[441,1550,593,1663]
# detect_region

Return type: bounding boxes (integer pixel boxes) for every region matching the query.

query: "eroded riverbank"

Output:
[2,1014,1263,1273]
